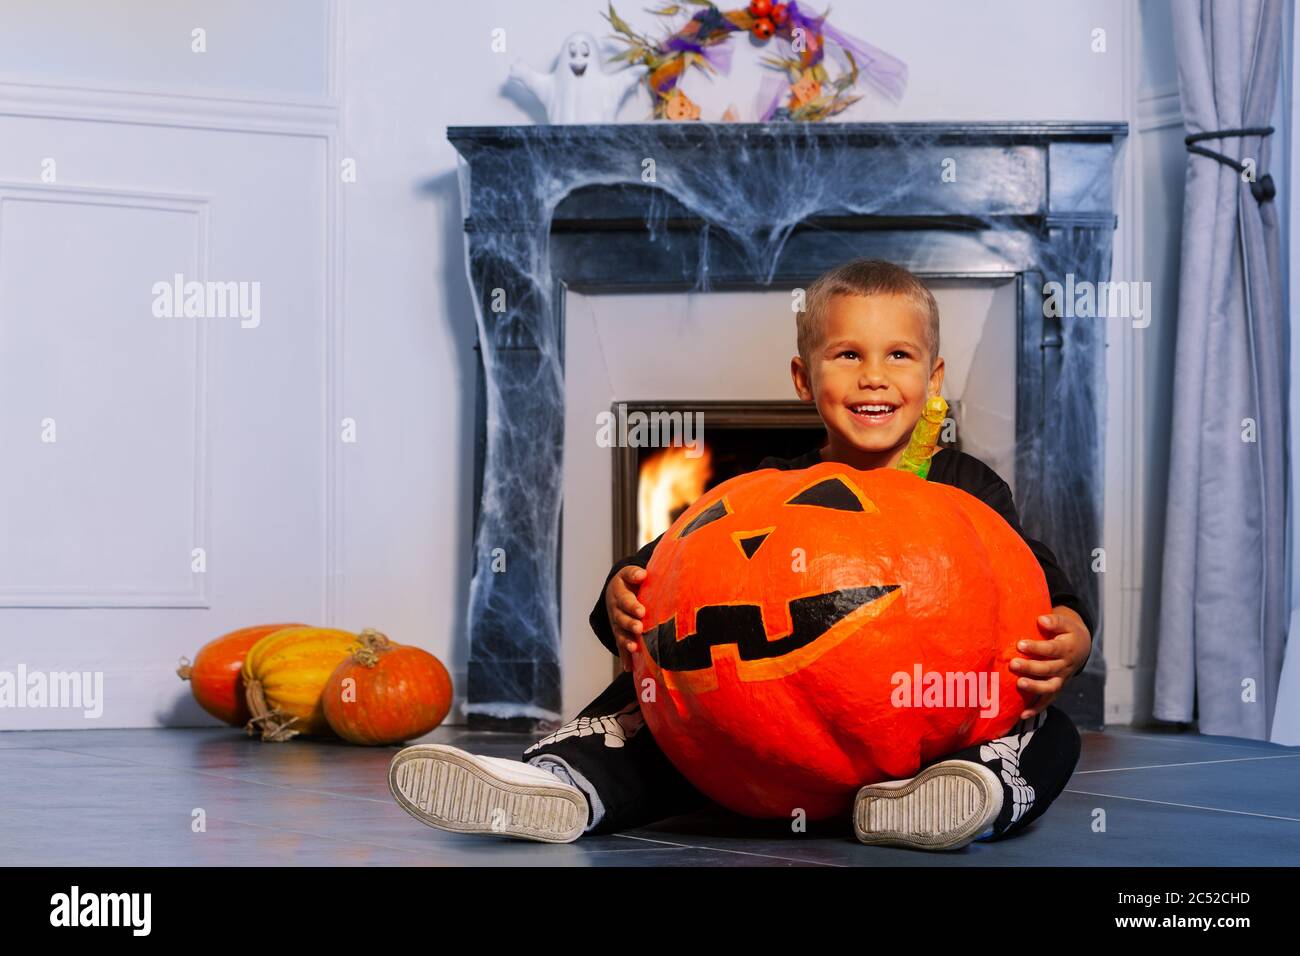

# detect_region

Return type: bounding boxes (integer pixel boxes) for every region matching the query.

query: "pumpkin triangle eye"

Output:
[786,476,873,512]
[678,498,729,538]
[736,530,770,559]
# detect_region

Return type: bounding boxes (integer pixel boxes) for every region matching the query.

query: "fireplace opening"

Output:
[608,398,976,562]
[612,400,825,560]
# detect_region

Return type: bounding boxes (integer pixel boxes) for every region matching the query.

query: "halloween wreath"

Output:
[604,0,907,121]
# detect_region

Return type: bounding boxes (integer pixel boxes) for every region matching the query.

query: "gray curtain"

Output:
[1157,0,1286,739]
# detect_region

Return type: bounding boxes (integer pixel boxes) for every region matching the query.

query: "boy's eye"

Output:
[836,349,910,360]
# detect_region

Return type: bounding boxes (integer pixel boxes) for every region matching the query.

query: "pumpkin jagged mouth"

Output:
[643,585,900,673]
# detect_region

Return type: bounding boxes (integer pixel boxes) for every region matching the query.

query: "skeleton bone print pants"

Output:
[522,670,1081,837]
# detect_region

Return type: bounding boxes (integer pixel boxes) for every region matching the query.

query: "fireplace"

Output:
[451,122,1126,732]
[611,400,826,560]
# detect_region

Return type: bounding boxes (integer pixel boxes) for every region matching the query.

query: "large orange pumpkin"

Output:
[631,462,1050,820]
[322,629,453,745]
[242,626,359,740]
[177,623,304,726]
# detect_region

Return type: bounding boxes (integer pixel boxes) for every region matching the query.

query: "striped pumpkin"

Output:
[242,626,359,741]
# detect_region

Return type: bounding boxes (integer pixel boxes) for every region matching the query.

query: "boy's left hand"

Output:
[1009,607,1091,720]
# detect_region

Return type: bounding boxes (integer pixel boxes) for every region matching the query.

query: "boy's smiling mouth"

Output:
[846,400,899,426]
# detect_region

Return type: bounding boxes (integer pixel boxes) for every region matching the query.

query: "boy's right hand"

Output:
[605,566,648,672]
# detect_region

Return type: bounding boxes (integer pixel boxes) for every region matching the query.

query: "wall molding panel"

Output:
[0,182,211,608]
[0,0,346,626]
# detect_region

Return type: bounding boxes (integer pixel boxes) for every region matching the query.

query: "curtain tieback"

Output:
[1184,126,1276,203]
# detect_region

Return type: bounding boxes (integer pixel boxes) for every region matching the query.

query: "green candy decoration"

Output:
[895,395,948,479]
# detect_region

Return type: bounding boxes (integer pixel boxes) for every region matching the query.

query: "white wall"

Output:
[0,0,330,98]
[0,0,1163,728]
[0,1,341,728]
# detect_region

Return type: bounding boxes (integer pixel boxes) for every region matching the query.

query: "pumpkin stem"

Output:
[244,677,301,742]
[352,628,393,668]
[176,656,193,681]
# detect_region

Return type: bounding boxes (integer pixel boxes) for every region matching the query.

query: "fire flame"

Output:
[637,445,713,547]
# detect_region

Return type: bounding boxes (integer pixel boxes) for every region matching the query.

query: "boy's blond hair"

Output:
[796,259,940,371]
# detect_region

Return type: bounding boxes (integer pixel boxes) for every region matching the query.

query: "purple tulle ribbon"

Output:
[700,39,735,74]
[821,24,907,100]
[756,74,785,121]
[777,1,828,71]
[784,2,908,101]
[664,29,736,75]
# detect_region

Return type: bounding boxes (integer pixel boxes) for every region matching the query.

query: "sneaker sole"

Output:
[389,745,587,843]
[853,761,1003,851]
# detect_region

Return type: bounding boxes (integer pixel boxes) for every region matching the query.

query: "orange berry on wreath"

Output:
[752,17,775,41]
[749,0,773,17]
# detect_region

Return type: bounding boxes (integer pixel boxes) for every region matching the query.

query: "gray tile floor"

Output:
[1,724,1296,866]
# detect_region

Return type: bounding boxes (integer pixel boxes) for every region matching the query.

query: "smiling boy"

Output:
[786,263,1094,718]
[390,258,1093,850]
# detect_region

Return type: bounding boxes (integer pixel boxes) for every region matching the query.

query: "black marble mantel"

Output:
[450,121,1127,732]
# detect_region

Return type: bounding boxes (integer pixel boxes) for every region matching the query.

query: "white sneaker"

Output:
[853,759,1003,851]
[389,744,589,843]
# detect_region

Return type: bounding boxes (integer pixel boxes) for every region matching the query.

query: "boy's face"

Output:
[791,292,945,470]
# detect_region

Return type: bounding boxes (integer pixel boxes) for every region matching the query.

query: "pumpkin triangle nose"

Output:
[737,530,770,559]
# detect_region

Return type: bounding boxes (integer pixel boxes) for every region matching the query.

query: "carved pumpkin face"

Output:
[789,71,822,109]
[632,462,1050,820]
[662,89,701,121]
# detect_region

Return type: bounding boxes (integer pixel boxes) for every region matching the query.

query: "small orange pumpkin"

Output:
[242,626,359,740]
[662,89,701,121]
[177,623,304,726]
[788,71,822,110]
[322,629,453,745]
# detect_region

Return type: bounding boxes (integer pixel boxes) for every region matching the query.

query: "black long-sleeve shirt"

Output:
[589,445,1095,666]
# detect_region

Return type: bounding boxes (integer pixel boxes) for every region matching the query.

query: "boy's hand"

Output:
[605,566,648,672]
[1009,606,1091,719]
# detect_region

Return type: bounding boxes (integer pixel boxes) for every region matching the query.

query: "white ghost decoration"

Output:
[509,31,642,124]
